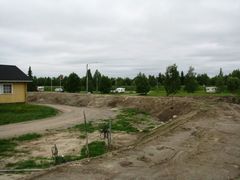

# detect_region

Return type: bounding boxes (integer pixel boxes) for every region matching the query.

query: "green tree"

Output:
[65,73,81,93]
[93,70,101,92]
[86,69,94,93]
[27,66,36,91]
[148,75,157,88]
[184,66,198,93]
[99,75,112,94]
[196,73,210,86]
[135,73,150,95]
[164,64,181,96]
[180,71,185,85]
[231,69,240,79]
[216,68,225,93]
[227,77,240,93]
[124,77,132,86]
[157,73,164,86]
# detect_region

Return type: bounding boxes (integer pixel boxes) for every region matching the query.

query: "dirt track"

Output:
[24,93,240,180]
[0,104,116,139]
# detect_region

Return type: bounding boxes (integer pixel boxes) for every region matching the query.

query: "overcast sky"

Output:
[0,0,240,77]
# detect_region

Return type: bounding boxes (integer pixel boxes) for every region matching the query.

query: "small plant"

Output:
[81,141,107,158]
[79,134,86,139]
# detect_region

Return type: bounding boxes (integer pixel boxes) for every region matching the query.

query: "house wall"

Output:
[0,83,27,103]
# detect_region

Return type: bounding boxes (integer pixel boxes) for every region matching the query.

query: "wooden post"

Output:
[108,119,112,149]
[83,111,89,158]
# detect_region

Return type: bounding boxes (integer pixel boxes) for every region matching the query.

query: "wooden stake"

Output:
[108,119,112,149]
[83,110,89,158]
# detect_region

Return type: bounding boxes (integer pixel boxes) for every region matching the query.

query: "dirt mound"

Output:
[28,92,197,122]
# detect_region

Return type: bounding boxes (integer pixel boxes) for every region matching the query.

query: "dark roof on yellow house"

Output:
[0,65,32,82]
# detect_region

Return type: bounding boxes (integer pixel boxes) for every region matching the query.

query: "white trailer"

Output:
[206,86,217,93]
[113,87,125,93]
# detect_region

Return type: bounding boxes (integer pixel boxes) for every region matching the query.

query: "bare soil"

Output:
[1,93,240,180]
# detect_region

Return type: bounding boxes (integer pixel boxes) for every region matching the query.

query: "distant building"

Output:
[206,86,217,93]
[0,65,32,103]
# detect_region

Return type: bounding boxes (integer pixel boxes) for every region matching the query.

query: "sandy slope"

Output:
[26,101,240,180]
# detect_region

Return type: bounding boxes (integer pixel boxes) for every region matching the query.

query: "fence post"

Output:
[83,110,89,158]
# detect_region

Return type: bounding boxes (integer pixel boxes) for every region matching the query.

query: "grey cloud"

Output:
[0,0,240,77]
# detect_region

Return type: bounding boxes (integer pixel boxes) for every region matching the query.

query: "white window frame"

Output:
[0,83,13,94]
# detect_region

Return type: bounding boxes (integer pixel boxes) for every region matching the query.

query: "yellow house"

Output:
[0,65,31,103]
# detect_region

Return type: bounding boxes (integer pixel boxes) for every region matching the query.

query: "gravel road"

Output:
[0,104,116,139]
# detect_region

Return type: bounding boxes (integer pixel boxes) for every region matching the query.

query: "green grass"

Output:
[72,122,96,133]
[148,90,234,97]
[0,133,42,157]
[0,103,58,125]
[99,108,150,133]
[0,139,18,157]
[81,141,107,158]
[6,140,107,169]
[148,86,236,97]
[13,133,42,141]
[6,159,52,169]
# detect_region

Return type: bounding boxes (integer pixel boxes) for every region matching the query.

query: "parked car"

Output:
[54,87,64,92]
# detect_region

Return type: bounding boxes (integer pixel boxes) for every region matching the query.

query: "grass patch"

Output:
[0,133,42,157]
[121,108,149,116]
[148,86,236,97]
[99,108,150,133]
[6,159,52,169]
[13,133,42,141]
[0,103,58,125]
[111,119,138,133]
[72,122,96,133]
[111,108,150,133]
[0,139,18,157]
[81,141,107,158]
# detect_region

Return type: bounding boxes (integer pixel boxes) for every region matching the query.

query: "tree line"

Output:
[27,64,240,95]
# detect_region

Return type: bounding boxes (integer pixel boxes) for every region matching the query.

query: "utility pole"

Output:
[86,64,88,93]
[51,78,52,92]
[96,75,98,92]
[59,75,63,88]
